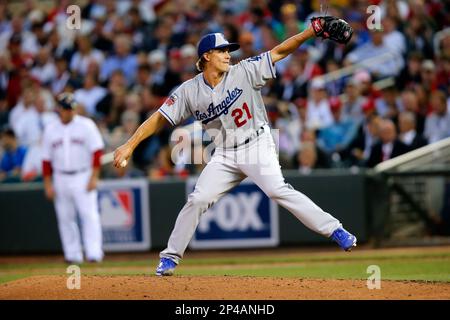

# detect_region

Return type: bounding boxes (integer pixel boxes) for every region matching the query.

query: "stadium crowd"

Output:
[0,0,449,182]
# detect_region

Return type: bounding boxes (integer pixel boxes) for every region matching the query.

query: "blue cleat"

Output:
[331,227,357,251]
[156,258,177,276]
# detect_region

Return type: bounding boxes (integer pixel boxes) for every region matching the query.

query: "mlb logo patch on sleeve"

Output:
[165,93,178,107]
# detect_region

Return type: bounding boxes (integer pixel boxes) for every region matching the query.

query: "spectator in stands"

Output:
[345,29,404,79]
[291,47,323,96]
[366,119,409,168]
[51,56,70,95]
[131,64,152,94]
[420,59,439,92]
[341,78,366,124]
[127,6,153,52]
[5,33,27,109]
[352,70,381,101]
[344,112,381,167]
[0,15,39,57]
[397,51,423,90]
[274,100,303,167]
[305,77,333,131]
[275,56,303,101]
[0,3,10,34]
[382,15,407,57]
[9,87,36,135]
[148,145,176,180]
[109,109,140,148]
[296,142,318,175]
[0,51,10,103]
[70,34,105,77]
[272,3,305,42]
[0,127,27,182]
[168,127,204,178]
[0,97,7,129]
[398,111,428,151]
[180,65,197,83]
[317,97,359,157]
[403,15,434,59]
[293,129,330,169]
[140,85,161,114]
[435,55,449,92]
[90,14,114,53]
[100,34,138,86]
[147,49,167,96]
[375,85,400,121]
[104,109,145,178]
[242,6,266,53]
[400,89,426,134]
[324,59,345,97]
[343,10,369,48]
[96,69,127,128]
[30,47,56,86]
[14,92,57,148]
[180,44,198,69]
[146,16,175,53]
[46,27,70,60]
[73,74,107,117]
[424,90,450,144]
[151,48,182,97]
[235,31,256,60]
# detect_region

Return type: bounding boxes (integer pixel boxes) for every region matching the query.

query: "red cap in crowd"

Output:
[294,98,307,109]
[329,96,342,112]
[362,99,376,113]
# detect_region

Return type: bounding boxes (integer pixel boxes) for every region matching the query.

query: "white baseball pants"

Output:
[53,170,103,263]
[160,128,342,263]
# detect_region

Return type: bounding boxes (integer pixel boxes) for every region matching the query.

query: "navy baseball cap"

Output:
[56,92,78,110]
[197,33,240,58]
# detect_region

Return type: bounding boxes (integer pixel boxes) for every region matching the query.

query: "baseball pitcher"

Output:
[114,16,356,276]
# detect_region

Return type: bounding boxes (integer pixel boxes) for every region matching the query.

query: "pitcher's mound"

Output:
[1,275,450,300]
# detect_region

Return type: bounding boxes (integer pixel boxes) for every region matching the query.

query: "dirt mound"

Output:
[1,275,449,300]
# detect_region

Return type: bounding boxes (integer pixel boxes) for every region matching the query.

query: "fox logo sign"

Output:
[198,193,265,232]
[188,179,279,249]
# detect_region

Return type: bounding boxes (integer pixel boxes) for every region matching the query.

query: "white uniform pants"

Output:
[160,129,342,263]
[53,171,103,263]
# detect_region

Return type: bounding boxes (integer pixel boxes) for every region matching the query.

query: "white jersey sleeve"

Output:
[237,51,276,89]
[158,83,192,126]
[84,118,105,152]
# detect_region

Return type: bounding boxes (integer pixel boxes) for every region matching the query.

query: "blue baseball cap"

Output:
[197,33,240,58]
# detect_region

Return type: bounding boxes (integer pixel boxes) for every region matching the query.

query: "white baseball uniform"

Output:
[158,51,342,263]
[42,115,104,263]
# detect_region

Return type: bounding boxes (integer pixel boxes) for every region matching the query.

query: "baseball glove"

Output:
[310,16,353,44]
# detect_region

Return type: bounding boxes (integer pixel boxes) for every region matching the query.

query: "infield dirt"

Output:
[1,275,450,300]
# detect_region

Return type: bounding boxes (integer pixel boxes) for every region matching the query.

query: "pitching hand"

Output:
[113,143,133,168]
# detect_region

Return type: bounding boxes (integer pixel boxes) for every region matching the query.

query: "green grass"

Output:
[1,249,449,284]
[177,260,450,282]
[0,274,34,284]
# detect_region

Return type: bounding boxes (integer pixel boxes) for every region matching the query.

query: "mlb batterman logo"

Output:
[99,190,134,228]
[164,93,178,107]
[97,179,151,252]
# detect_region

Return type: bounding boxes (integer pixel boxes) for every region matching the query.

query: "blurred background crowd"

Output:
[0,0,449,183]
